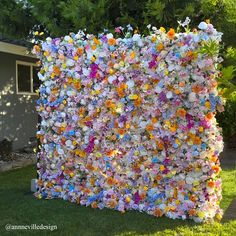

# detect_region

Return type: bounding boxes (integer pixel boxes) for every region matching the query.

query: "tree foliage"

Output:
[0,0,235,45]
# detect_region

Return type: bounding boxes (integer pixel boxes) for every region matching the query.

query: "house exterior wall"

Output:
[0,51,38,150]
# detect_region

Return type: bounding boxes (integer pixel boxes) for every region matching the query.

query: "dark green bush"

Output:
[0,139,13,161]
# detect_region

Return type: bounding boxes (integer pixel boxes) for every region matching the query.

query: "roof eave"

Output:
[0,41,36,58]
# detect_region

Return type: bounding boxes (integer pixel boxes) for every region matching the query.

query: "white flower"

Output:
[106,33,113,39]
[132,34,140,41]
[188,92,197,102]
[178,17,191,27]
[155,85,162,93]
[66,59,74,67]
[108,75,116,84]
[198,22,208,30]
[46,37,52,42]
[126,80,135,88]
[64,35,71,41]
[152,26,157,31]
[166,91,173,99]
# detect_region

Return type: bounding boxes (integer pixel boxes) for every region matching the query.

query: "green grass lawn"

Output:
[0,165,235,236]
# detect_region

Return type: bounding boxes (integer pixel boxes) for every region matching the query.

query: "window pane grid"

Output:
[16,61,40,95]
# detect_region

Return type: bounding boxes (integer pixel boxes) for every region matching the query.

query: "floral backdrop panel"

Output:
[33,21,224,223]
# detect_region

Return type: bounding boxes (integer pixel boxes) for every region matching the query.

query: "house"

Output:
[0,38,40,150]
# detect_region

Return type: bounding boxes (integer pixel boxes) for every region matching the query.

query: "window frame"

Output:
[16,60,39,95]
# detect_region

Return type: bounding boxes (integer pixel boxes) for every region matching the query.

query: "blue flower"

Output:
[68,185,74,192]
[152,157,159,163]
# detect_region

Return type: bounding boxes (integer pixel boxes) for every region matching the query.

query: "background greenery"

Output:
[1,0,236,140]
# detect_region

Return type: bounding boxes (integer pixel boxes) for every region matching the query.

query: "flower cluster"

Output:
[33,22,224,223]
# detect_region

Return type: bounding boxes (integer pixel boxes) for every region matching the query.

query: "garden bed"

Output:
[0,152,36,172]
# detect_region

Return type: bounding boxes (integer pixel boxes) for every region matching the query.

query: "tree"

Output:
[0,0,36,39]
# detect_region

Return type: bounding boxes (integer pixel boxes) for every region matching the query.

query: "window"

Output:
[16,61,40,94]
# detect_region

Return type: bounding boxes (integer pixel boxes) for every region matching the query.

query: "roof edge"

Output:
[0,41,36,58]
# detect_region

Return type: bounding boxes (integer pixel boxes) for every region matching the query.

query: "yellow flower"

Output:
[128,94,139,100]
[205,101,211,109]
[160,27,166,33]
[197,211,205,218]
[125,197,131,203]
[160,165,165,171]
[198,126,204,132]
[151,35,157,42]
[215,213,222,221]
[130,51,136,59]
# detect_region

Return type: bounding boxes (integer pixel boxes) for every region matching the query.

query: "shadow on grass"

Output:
[0,165,235,236]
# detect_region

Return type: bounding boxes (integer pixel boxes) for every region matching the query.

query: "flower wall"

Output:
[33,22,224,222]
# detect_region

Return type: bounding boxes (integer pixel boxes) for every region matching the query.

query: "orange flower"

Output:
[170,123,178,132]
[105,99,115,108]
[207,180,215,188]
[188,209,196,216]
[78,107,86,116]
[156,43,164,51]
[134,97,142,106]
[86,164,94,171]
[212,165,221,174]
[174,89,181,95]
[107,199,117,208]
[167,28,175,39]
[114,120,119,128]
[53,66,61,76]
[130,51,136,59]
[107,177,117,186]
[91,202,98,208]
[91,44,96,50]
[146,124,154,132]
[67,77,73,84]
[157,141,164,150]
[190,195,196,202]
[151,117,158,123]
[116,88,125,98]
[93,37,100,45]
[118,129,126,135]
[211,155,218,162]
[206,113,214,120]
[107,150,115,157]
[120,83,128,89]
[153,208,163,217]
[186,50,194,57]
[155,175,162,181]
[33,45,40,53]
[76,47,84,56]
[74,81,81,90]
[90,178,95,186]
[176,108,186,118]
[75,150,86,158]
[193,136,202,145]
[192,84,202,93]
[108,38,116,46]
